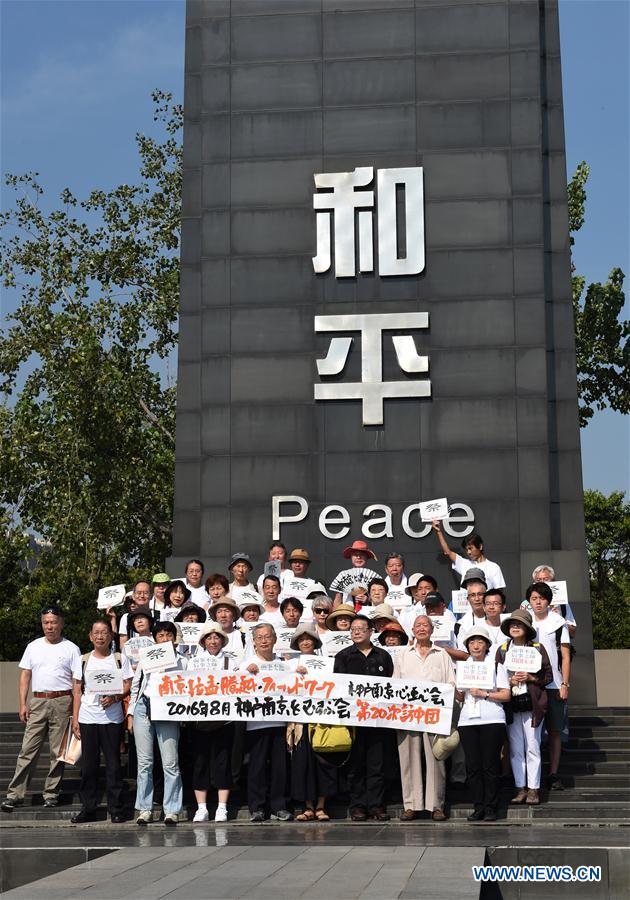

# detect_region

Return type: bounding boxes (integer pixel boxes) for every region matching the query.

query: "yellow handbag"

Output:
[308,723,354,754]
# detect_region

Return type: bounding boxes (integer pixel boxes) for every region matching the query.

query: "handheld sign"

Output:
[419,497,449,522]
[456,659,495,690]
[329,568,379,595]
[386,587,410,609]
[264,560,281,580]
[84,667,124,696]
[299,655,334,674]
[283,577,315,601]
[547,581,568,607]
[451,589,469,615]
[97,584,126,610]
[178,622,205,645]
[187,654,226,673]
[429,616,453,642]
[505,644,542,674]
[275,627,296,654]
[323,632,354,657]
[139,640,176,674]
[257,660,290,674]
[123,636,154,663]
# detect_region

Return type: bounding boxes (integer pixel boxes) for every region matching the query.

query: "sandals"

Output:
[295,809,316,821]
[315,808,330,821]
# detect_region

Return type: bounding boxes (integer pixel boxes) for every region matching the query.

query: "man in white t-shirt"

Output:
[1,606,81,811]
[70,620,133,823]
[432,521,506,589]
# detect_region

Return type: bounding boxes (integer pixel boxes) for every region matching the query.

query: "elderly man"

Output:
[394,615,456,821]
[240,623,292,822]
[1,606,82,812]
[334,616,394,821]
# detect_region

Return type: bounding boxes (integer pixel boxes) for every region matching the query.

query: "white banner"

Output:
[84,667,124,695]
[138,640,177,674]
[147,669,454,734]
[96,584,126,610]
[456,659,495,690]
[504,644,542,674]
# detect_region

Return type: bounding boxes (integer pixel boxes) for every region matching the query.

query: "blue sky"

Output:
[1,0,628,495]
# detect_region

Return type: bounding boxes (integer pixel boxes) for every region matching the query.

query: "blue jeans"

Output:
[133,695,182,815]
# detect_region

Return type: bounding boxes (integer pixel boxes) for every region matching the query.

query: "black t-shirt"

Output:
[333,643,394,678]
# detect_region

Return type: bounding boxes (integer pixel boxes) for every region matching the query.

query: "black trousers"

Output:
[459,722,506,813]
[246,727,288,814]
[78,722,124,814]
[191,724,234,791]
[347,727,387,813]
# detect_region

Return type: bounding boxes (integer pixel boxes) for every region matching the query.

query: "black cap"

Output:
[41,605,64,618]
[423,591,445,606]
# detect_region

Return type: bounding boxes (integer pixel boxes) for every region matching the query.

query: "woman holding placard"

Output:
[495,609,553,806]
[128,620,186,826]
[455,625,510,821]
[188,624,233,822]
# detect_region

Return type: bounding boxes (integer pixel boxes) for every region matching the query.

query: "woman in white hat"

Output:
[287,626,337,822]
[495,609,553,806]
[455,625,511,822]
[189,624,233,823]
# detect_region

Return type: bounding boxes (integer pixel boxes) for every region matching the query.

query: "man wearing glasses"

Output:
[333,616,394,821]
[1,606,81,812]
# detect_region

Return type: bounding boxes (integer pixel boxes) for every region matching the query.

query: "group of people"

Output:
[1,523,576,826]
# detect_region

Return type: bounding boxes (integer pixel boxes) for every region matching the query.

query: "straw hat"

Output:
[325,603,357,631]
[197,622,229,647]
[208,596,240,621]
[372,603,397,624]
[289,624,323,651]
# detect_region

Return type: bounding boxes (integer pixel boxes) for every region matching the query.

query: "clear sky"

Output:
[1,0,628,496]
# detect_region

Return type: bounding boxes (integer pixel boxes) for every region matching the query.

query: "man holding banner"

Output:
[333,616,393,821]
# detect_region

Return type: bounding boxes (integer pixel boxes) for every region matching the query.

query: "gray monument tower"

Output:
[171,0,595,700]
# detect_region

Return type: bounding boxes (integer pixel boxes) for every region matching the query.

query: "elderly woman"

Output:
[310,593,333,637]
[496,609,552,806]
[190,624,234,823]
[455,625,511,822]
[288,625,337,821]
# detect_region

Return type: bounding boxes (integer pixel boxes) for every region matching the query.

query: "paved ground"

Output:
[2,823,628,899]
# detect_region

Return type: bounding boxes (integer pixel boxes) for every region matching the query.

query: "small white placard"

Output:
[419,497,449,522]
[160,608,180,622]
[429,616,453,642]
[139,640,176,673]
[504,644,542,674]
[456,659,495,690]
[96,584,126,610]
[283,577,315,600]
[257,660,291,674]
[299,654,334,674]
[177,622,205,645]
[275,627,296,653]
[383,645,405,660]
[84,667,124,695]
[232,587,262,606]
[451,589,469,615]
[123,636,154,662]
[547,581,568,606]
[187,654,226,673]
[386,588,410,609]
[264,560,281,580]
[323,632,354,657]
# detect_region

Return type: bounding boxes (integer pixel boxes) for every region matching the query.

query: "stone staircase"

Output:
[0,707,628,824]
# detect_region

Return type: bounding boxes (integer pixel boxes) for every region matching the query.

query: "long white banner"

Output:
[147,668,454,734]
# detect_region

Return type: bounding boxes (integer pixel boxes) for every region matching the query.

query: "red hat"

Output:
[342,540,377,561]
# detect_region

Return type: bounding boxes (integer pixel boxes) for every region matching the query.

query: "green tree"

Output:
[583,489,630,649]
[0,91,182,656]
[568,162,629,426]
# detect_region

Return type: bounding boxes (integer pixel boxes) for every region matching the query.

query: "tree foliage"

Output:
[0,91,182,657]
[568,162,629,426]
[584,489,630,650]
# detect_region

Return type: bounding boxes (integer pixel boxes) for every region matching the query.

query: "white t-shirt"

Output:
[533,613,570,688]
[456,616,509,653]
[521,598,576,627]
[260,608,284,628]
[185,582,210,608]
[20,637,81,692]
[385,575,408,590]
[458,662,509,727]
[452,555,506,589]
[76,652,133,725]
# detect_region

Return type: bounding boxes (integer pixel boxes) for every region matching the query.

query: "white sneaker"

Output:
[136,810,152,825]
[214,806,228,822]
[163,813,178,826]
[193,808,209,822]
